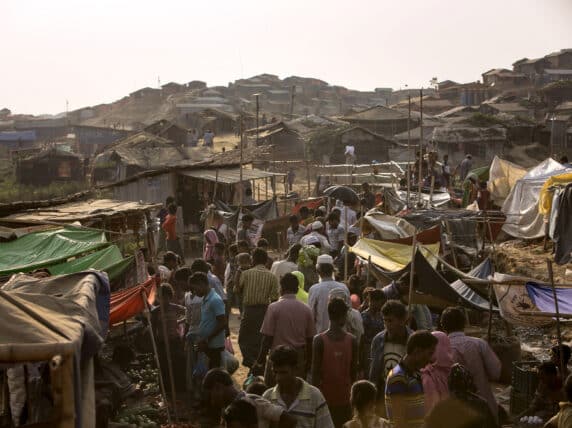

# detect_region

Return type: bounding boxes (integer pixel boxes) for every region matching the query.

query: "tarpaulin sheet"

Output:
[0,227,108,276]
[412,252,495,311]
[492,272,552,327]
[538,172,572,215]
[48,245,133,281]
[109,276,156,325]
[502,159,572,239]
[526,282,572,316]
[1,272,107,428]
[350,238,440,273]
[488,156,527,206]
[362,212,416,240]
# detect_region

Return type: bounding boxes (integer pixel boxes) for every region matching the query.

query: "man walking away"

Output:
[441,306,501,421]
[312,298,358,428]
[308,254,349,333]
[254,273,315,386]
[237,248,279,368]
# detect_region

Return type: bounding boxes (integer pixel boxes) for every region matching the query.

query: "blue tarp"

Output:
[526,282,572,315]
[0,130,36,142]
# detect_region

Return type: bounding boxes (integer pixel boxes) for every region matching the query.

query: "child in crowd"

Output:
[343,381,388,428]
[211,242,226,283]
[545,374,572,428]
[517,362,565,421]
[360,290,386,375]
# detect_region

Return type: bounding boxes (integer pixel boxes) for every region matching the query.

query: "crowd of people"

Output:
[149,196,572,428]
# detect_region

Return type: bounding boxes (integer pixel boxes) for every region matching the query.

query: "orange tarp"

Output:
[109,276,157,325]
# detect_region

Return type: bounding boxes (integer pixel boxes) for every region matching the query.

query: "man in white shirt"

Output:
[271,244,301,281]
[333,204,357,229]
[308,255,349,333]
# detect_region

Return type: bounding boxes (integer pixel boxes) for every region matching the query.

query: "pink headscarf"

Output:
[203,228,219,261]
[422,331,453,414]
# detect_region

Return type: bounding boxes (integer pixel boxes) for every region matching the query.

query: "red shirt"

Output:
[162,214,177,240]
[319,332,353,406]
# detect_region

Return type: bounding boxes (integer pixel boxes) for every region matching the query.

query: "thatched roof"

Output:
[432,125,507,144]
[93,131,189,169]
[341,105,408,122]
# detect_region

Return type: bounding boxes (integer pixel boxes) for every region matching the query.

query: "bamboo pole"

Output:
[547,259,566,379]
[140,290,172,424]
[417,89,424,207]
[344,206,349,282]
[157,288,179,422]
[407,232,418,320]
[407,95,411,207]
[366,255,372,284]
[429,175,435,207]
[445,220,459,269]
[213,169,219,201]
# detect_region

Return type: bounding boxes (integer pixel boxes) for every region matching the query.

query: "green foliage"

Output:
[462,113,505,127]
[0,177,88,203]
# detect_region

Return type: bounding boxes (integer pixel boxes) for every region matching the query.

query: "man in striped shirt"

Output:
[263,346,334,428]
[236,248,279,367]
[385,331,437,428]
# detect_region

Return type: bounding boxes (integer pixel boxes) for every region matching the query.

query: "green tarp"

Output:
[0,227,108,276]
[48,245,133,281]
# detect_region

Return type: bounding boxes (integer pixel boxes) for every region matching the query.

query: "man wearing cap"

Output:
[308,254,349,333]
[300,221,331,254]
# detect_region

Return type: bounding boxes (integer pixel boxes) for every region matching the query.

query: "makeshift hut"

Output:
[144,119,190,146]
[16,147,85,186]
[91,132,189,184]
[340,105,413,136]
[501,158,572,239]
[0,271,108,428]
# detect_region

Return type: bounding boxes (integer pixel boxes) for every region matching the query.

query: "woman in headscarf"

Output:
[203,226,219,261]
[422,331,453,413]
[448,363,499,428]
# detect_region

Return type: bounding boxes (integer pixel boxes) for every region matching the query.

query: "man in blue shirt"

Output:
[189,272,227,369]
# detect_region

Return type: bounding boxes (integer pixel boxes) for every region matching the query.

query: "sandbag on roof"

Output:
[0,227,108,276]
[48,245,133,281]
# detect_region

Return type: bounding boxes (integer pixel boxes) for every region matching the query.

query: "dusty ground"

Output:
[494,239,570,283]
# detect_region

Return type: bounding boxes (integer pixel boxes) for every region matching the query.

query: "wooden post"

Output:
[429,175,435,207]
[407,232,418,319]
[418,89,424,207]
[157,288,178,422]
[407,95,411,207]
[547,259,566,378]
[306,160,311,198]
[257,182,261,201]
[344,207,349,282]
[213,169,219,201]
[445,220,459,269]
[140,290,172,424]
[366,255,372,284]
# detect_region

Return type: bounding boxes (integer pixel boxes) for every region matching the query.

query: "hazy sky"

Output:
[3,0,572,115]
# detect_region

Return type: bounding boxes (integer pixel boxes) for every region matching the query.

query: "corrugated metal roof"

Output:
[180,167,285,184]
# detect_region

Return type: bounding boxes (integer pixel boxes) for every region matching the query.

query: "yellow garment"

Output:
[538,172,572,215]
[545,402,572,428]
[350,238,440,272]
[291,271,308,304]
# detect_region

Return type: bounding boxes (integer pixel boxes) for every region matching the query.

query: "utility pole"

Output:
[418,89,424,206]
[407,95,411,207]
[255,93,260,144]
[289,85,296,117]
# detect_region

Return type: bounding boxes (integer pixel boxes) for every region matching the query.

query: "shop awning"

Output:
[180,168,285,184]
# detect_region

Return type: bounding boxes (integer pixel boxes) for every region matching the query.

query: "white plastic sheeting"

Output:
[501,158,572,239]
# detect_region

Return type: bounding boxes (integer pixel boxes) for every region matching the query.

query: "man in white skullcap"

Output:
[300,221,331,254]
[307,254,349,333]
